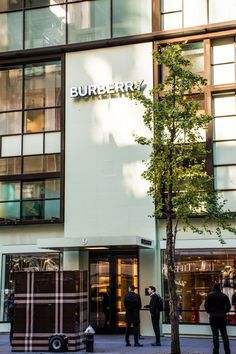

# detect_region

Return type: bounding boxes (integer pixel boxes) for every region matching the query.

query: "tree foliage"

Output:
[130,43,236,354]
[132,44,236,243]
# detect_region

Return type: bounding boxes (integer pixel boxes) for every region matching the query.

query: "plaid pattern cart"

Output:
[12,271,88,352]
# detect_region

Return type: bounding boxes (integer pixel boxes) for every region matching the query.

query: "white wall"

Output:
[65,43,155,241]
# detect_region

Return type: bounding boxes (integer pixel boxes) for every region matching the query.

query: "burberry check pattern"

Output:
[12,271,88,352]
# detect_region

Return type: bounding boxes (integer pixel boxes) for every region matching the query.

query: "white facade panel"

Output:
[65,43,154,240]
[1,135,21,157]
[214,166,236,189]
[23,133,43,155]
[213,141,236,165]
[45,132,61,153]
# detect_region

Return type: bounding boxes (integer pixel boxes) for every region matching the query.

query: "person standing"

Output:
[145,286,162,346]
[7,291,15,345]
[124,285,142,347]
[204,283,231,354]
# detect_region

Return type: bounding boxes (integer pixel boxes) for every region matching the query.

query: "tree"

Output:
[131,44,236,354]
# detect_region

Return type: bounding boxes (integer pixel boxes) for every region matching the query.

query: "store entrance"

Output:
[89,251,138,333]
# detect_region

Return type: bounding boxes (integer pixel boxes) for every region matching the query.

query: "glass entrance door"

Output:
[89,252,138,333]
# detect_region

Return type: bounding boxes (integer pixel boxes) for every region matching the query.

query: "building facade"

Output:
[0,0,236,337]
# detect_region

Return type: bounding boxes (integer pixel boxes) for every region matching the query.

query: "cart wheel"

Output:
[49,335,67,352]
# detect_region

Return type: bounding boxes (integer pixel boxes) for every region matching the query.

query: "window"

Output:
[162,249,236,324]
[0,0,152,53]
[211,38,236,85]
[161,0,236,31]
[0,60,63,225]
[213,92,236,212]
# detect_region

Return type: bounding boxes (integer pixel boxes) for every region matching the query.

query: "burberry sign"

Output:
[70,80,144,98]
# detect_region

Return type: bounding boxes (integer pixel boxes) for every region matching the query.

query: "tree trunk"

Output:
[166,213,181,354]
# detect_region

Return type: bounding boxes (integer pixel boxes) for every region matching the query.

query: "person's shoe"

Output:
[134,343,143,347]
[126,342,131,347]
[152,342,161,346]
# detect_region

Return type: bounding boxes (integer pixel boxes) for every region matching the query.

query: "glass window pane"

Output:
[161,12,182,30]
[22,200,43,219]
[1,135,22,157]
[45,179,60,198]
[213,141,236,165]
[0,112,22,135]
[161,0,182,12]
[23,154,60,173]
[183,0,207,27]
[25,6,66,49]
[45,132,61,153]
[214,166,236,190]
[23,133,43,155]
[212,63,235,85]
[0,67,22,111]
[0,0,23,11]
[213,94,236,116]
[22,181,44,199]
[214,116,236,140]
[45,199,60,219]
[113,0,151,37]
[24,108,60,133]
[209,0,236,23]
[24,62,61,108]
[182,42,204,76]
[68,1,110,44]
[0,12,23,52]
[212,38,235,64]
[0,202,20,219]
[25,0,63,7]
[0,157,21,175]
[0,182,20,201]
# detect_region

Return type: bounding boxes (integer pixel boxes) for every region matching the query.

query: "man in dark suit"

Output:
[124,285,142,347]
[205,283,231,354]
[145,286,162,346]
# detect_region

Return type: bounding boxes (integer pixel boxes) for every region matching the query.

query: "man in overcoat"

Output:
[205,283,231,354]
[124,285,142,347]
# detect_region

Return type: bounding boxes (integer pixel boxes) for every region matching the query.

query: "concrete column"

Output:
[63,250,89,270]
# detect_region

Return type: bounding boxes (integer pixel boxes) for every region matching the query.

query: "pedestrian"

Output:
[7,290,15,345]
[204,282,231,354]
[124,285,143,347]
[145,286,162,346]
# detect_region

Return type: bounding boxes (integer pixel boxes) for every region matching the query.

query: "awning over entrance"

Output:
[37,235,153,251]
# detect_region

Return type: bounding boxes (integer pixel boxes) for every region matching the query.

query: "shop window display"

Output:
[162,250,236,325]
[1,253,61,322]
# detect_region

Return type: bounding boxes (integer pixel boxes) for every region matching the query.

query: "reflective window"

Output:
[0,182,20,201]
[182,42,205,77]
[24,62,61,108]
[25,0,63,7]
[162,249,236,324]
[0,67,22,111]
[0,12,23,51]
[0,60,62,225]
[68,1,110,44]
[112,0,151,37]
[0,112,22,135]
[0,157,21,176]
[23,154,60,174]
[25,6,66,49]
[0,0,23,12]
[24,108,61,133]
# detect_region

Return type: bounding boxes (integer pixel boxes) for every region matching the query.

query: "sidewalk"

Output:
[0,334,236,354]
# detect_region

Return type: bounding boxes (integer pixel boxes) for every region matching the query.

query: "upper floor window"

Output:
[0,59,63,225]
[0,0,152,53]
[211,37,236,86]
[161,0,236,31]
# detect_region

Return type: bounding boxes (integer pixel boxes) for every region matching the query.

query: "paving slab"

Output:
[0,334,236,354]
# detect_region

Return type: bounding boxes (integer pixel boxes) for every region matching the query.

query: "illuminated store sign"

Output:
[70,80,143,98]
